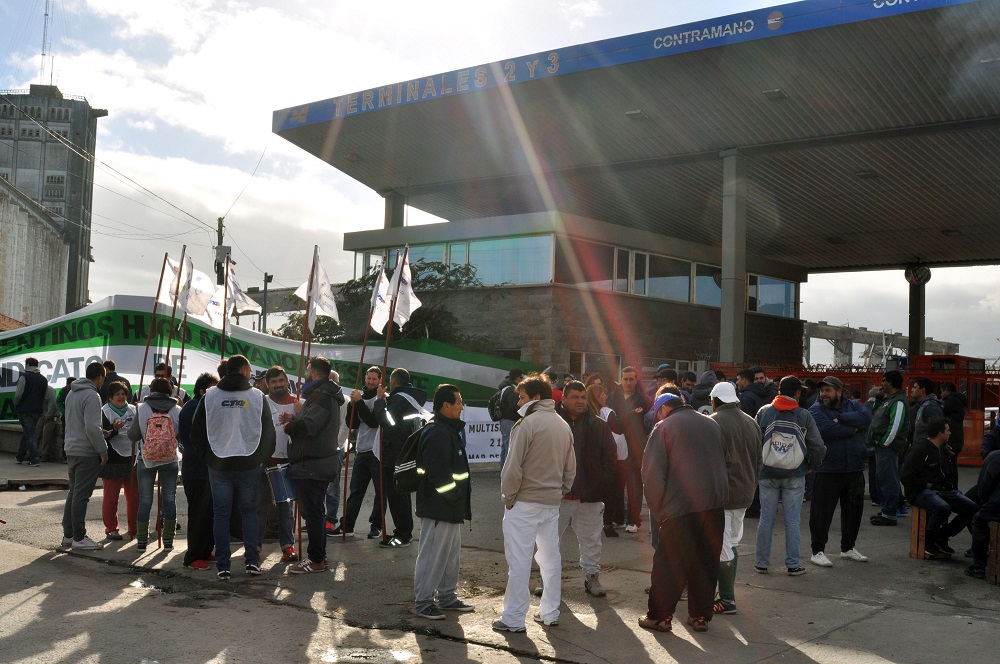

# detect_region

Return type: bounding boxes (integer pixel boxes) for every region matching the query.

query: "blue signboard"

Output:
[273,0,982,131]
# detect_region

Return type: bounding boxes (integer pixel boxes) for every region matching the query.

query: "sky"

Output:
[1,0,997,366]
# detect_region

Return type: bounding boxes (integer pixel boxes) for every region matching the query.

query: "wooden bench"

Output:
[908,506,930,559]
[988,521,1000,585]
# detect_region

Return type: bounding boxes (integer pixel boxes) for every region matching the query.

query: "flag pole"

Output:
[295,245,318,401]
[175,314,189,400]
[220,255,230,361]
[163,245,187,374]
[137,252,169,404]
[341,250,387,539]
[377,246,408,545]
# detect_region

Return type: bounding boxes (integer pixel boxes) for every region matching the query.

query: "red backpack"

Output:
[142,412,177,464]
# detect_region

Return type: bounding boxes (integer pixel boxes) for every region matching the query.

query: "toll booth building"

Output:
[273,0,1000,375]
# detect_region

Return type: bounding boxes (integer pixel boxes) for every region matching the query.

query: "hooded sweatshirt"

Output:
[64,378,109,457]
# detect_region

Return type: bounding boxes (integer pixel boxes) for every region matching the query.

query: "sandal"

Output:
[687,616,708,632]
[638,615,672,632]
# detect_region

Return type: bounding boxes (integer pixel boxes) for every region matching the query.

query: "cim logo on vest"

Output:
[220,399,250,408]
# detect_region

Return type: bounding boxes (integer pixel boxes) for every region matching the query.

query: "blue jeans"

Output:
[324,450,345,522]
[208,466,262,571]
[137,461,179,522]
[912,488,979,539]
[874,446,901,519]
[17,413,41,464]
[756,476,806,569]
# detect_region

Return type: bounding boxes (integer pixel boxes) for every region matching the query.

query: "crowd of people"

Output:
[10,355,1000,635]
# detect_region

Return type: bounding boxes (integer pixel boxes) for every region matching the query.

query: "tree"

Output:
[274,260,498,346]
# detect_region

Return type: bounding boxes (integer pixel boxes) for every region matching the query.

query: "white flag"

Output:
[389,257,422,327]
[369,268,392,334]
[295,248,340,332]
[183,263,217,317]
[227,264,262,315]
[157,257,182,308]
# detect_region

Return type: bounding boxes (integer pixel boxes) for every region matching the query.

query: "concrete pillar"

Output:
[908,282,926,359]
[384,192,405,229]
[720,150,747,364]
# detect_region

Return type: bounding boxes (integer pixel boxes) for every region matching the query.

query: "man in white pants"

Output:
[494,376,576,632]
[708,382,762,614]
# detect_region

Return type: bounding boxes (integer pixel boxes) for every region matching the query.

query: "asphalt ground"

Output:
[0,454,997,664]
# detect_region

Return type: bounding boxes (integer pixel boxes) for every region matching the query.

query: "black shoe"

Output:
[964,548,973,558]
[936,540,955,555]
[870,514,898,526]
[744,511,760,519]
[923,543,946,559]
[603,525,619,538]
[379,537,410,548]
[367,527,382,539]
[965,566,986,579]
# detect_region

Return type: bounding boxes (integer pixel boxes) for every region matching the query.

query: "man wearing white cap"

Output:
[708,382,762,615]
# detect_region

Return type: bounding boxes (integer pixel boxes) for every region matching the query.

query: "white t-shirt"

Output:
[267,397,297,460]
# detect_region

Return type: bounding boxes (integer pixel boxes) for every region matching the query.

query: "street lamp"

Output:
[262,273,274,333]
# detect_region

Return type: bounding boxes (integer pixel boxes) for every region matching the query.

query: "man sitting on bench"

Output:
[901,417,978,559]
[966,450,1000,579]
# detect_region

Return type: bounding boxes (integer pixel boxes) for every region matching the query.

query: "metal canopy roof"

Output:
[273,0,1000,272]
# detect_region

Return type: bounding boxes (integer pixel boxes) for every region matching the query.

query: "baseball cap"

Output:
[818,376,845,390]
[251,370,266,382]
[778,375,803,393]
[652,392,684,412]
[709,382,740,404]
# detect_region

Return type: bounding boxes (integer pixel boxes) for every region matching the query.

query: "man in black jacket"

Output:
[374,368,428,547]
[281,357,344,574]
[412,384,473,620]
[14,356,48,466]
[940,381,967,488]
[189,354,275,580]
[967,450,1000,579]
[497,368,524,469]
[553,380,617,597]
[334,366,383,538]
[901,417,978,558]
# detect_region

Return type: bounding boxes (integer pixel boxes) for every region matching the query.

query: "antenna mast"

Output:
[40,0,52,84]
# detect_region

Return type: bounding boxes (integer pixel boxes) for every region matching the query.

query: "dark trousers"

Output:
[912,488,978,543]
[343,451,382,531]
[294,478,329,565]
[809,471,865,555]
[867,452,881,504]
[647,509,724,621]
[17,413,41,463]
[603,460,626,526]
[380,462,413,541]
[970,510,998,568]
[874,446,901,518]
[183,477,215,565]
[624,452,643,526]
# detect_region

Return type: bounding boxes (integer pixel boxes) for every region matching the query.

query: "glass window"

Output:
[694,264,722,307]
[449,242,467,266]
[554,237,614,290]
[749,275,795,318]
[647,255,690,302]
[468,235,552,285]
[615,249,630,293]
[408,243,445,266]
[633,253,647,296]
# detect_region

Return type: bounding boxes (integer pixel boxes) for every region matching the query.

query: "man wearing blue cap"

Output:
[639,388,728,634]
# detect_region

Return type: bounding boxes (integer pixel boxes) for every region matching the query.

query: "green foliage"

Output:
[273,259,496,346]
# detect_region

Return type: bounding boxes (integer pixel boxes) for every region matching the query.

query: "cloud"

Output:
[559,1,610,31]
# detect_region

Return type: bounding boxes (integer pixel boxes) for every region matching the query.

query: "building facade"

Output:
[0,177,69,325]
[0,84,106,313]
[346,213,806,374]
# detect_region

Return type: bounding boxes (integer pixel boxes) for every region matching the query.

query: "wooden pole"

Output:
[377,247,408,544]
[137,253,169,405]
[163,245,187,373]
[295,246,318,400]
[175,314,189,400]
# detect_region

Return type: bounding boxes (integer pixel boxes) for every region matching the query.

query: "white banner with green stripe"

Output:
[1,295,531,463]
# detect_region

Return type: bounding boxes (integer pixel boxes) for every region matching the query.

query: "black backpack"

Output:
[394,420,429,493]
[488,385,511,422]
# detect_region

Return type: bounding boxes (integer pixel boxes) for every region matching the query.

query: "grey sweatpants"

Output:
[414,517,462,612]
[63,455,103,541]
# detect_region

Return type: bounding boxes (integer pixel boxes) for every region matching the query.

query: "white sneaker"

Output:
[625,524,638,533]
[840,548,868,562]
[72,536,104,551]
[810,552,833,567]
